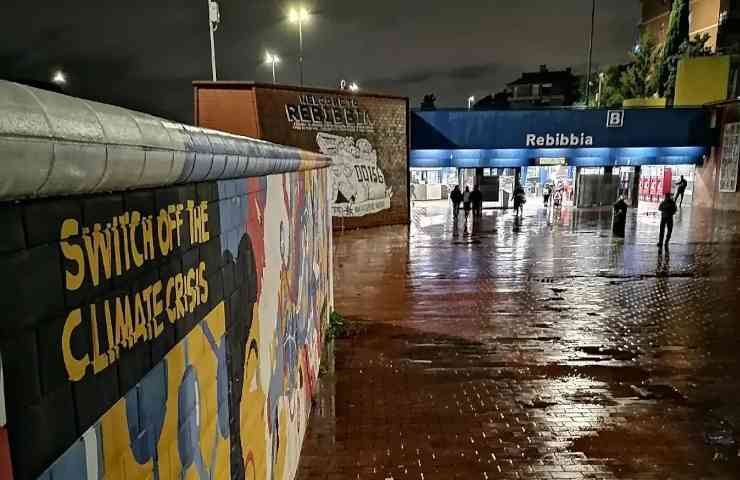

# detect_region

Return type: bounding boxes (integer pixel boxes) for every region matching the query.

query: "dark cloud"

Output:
[367,62,499,89]
[448,64,498,81]
[0,0,641,122]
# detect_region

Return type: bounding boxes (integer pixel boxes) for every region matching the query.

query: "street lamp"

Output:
[597,72,605,107]
[265,52,281,84]
[51,70,67,86]
[468,96,475,110]
[288,6,310,85]
[207,0,221,81]
[585,0,596,107]
[348,82,359,92]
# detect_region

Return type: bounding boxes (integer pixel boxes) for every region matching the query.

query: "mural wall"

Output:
[256,87,409,229]
[193,83,410,229]
[0,353,11,479]
[0,168,332,480]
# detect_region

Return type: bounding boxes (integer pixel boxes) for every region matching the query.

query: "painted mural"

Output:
[317,132,393,217]
[252,87,409,228]
[0,353,11,479]
[31,168,333,480]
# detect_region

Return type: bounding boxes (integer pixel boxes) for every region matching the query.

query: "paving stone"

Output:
[297,204,740,480]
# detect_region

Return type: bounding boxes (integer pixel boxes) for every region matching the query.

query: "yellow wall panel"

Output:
[675,55,730,106]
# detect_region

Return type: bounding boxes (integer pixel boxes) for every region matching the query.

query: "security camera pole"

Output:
[208,0,221,81]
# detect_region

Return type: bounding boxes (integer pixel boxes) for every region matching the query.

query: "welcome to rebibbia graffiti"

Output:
[59,198,212,383]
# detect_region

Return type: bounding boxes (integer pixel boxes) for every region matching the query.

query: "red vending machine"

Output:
[662,168,673,196]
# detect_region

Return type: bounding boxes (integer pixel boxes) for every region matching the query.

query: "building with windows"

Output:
[640,0,740,52]
[506,65,579,108]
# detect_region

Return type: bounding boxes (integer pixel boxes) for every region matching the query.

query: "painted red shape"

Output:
[0,428,13,480]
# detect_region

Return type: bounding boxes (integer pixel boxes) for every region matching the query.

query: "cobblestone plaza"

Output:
[299,203,740,479]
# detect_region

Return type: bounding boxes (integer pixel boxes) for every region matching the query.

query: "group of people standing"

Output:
[450,185,483,219]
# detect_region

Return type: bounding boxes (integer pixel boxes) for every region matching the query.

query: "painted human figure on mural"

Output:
[317,132,393,217]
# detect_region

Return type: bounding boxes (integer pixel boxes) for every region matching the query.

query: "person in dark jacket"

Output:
[675,175,688,207]
[613,196,628,237]
[450,185,463,218]
[471,185,484,217]
[463,186,472,219]
[658,192,678,248]
[513,183,526,216]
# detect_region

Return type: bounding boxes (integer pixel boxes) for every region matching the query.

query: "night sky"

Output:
[1,0,640,123]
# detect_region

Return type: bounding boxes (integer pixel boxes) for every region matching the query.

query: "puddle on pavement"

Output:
[576,346,637,361]
[299,208,740,480]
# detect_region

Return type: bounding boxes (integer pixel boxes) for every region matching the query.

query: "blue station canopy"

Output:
[411,108,711,168]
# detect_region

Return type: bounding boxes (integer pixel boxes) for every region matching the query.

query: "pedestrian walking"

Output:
[450,185,463,218]
[657,192,678,249]
[463,186,472,220]
[675,175,688,207]
[513,183,525,216]
[613,196,628,237]
[471,185,483,217]
[543,184,551,205]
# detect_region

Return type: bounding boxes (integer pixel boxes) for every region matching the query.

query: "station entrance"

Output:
[410,107,709,212]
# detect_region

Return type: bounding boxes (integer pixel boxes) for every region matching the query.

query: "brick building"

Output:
[506,65,579,108]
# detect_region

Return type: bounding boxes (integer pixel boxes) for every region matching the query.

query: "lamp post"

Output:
[468,96,475,110]
[597,71,605,107]
[289,7,310,85]
[585,0,596,107]
[265,52,280,84]
[207,0,221,81]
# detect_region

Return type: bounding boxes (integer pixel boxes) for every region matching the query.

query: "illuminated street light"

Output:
[288,6,310,85]
[207,0,221,81]
[265,52,281,84]
[51,70,67,86]
[468,96,475,110]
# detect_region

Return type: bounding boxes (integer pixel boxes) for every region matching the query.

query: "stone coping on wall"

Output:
[0,80,331,201]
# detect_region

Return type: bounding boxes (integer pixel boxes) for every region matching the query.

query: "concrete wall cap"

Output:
[0,80,330,201]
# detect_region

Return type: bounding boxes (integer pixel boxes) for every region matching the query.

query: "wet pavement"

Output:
[297,202,740,479]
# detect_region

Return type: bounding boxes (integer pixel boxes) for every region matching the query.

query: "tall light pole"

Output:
[597,72,605,107]
[289,7,310,85]
[468,96,475,110]
[265,52,281,84]
[585,0,596,107]
[207,0,221,81]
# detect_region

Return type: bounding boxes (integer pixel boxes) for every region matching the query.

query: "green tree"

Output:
[420,94,437,110]
[579,65,629,108]
[658,0,690,97]
[621,34,660,99]
[665,33,713,99]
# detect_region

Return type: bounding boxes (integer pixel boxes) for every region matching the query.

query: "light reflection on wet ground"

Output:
[298,203,740,479]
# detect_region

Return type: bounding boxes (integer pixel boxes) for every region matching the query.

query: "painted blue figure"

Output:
[126,361,168,480]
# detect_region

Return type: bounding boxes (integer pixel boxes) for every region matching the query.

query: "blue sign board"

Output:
[411,108,711,168]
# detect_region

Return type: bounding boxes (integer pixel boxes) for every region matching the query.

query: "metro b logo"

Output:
[607,110,624,128]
